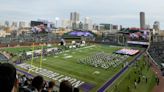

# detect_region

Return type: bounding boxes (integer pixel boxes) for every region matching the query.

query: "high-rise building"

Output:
[70,12,80,23]
[4,21,10,27]
[153,21,160,30]
[78,22,83,29]
[11,22,18,28]
[140,12,146,29]
[112,25,118,30]
[84,17,92,30]
[100,24,112,30]
[93,24,100,30]
[70,12,80,29]
[19,21,26,28]
[153,21,160,35]
[0,22,3,27]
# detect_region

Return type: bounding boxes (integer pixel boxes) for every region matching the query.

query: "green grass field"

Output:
[106,55,156,92]
[2,45,132,91]
[1,44,155,92]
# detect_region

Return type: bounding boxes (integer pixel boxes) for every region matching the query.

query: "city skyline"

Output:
[0,0,164,29]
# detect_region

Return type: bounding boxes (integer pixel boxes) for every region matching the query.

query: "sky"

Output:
[0,0,164,29]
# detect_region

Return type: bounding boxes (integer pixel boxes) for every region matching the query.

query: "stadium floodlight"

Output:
[55,17,59,21]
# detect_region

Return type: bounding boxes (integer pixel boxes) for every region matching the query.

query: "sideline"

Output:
[97,50,145,92]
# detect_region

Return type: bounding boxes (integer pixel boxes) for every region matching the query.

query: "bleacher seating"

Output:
[148,41,164,68]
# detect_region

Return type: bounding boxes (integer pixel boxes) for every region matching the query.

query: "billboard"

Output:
[31,21,53,33]
[127,29,150,45]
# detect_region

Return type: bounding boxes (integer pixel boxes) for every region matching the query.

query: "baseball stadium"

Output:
[0,28,163,92]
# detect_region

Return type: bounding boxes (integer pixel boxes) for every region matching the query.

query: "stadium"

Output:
[0,28,163,92]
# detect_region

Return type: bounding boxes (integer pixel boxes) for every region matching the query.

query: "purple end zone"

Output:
[80,83,95,92]
[16,68,34,78]
[16,68,95,91]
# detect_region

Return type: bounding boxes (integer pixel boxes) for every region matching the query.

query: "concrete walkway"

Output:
[151,60,164,92]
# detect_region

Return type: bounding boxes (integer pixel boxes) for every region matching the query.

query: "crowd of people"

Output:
[78,52,129,69]
[148,42,164,67]
[112,55,158,92]
[0,63,79,92]
[0,33,59,44]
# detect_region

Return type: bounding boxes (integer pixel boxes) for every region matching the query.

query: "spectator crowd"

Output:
[0,63,79,92]
[148,42,164,67]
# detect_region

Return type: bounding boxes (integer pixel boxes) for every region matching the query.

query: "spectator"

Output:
[156,77,160,85]
[19,78,32,92]
[0,63,18,92]
[30,76,44,92]
[59,80,73,92]
[73,88,79,92]
[46,81,55,92]
[145,77,148,83]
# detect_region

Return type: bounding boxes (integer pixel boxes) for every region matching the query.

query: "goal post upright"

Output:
[40,45,43,69]
[29,43,35,73]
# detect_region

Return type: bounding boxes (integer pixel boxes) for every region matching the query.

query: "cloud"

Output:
[0,0,164,28]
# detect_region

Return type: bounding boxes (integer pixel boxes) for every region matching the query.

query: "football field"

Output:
[2,44,134,91]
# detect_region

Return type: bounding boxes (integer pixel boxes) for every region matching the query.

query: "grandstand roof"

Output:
[63,30,97,38]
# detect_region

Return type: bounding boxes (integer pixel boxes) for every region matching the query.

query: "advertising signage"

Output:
[127,29,150,45]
